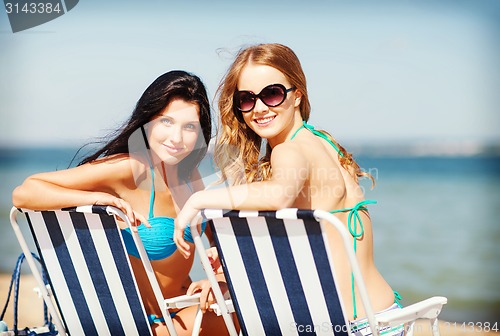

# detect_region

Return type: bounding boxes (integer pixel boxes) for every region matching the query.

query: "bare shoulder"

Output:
[270,141,308,170]
[75,154,144,191]
[91,153,130,165]
[88,154,134,177]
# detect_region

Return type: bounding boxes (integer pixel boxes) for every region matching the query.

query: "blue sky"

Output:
[1,0,499,148]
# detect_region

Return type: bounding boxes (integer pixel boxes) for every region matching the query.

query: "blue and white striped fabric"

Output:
[19,206,152,336]
[202,209,350,336]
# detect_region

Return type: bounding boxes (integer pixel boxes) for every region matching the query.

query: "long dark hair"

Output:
[79,70,211,181]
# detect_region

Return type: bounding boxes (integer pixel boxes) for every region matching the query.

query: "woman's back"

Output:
[286,125,395,320]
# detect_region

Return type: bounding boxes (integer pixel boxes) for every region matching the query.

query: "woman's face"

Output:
[237,63,300,144]
[147,98,201,166]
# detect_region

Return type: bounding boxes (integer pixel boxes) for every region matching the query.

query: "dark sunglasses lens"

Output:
[261,85,286,107]
[237,92,256,112]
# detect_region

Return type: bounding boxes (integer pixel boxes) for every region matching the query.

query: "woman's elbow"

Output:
[266,192,296,210]
[12,177,38,208]
[12,185,28,208]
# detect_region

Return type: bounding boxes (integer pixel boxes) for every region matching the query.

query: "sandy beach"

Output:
[1,273,498,335]
[0,273,47,329]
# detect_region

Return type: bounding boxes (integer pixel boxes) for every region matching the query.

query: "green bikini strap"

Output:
[291,120,374,320]
[329,200,377,249]
[394,291,403,308]
[330,199,377,320]
[290,121,344,157]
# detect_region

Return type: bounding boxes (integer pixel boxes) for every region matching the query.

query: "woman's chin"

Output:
[160,155,185,166]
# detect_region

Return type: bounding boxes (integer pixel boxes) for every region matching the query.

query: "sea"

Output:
[0,146,499,324]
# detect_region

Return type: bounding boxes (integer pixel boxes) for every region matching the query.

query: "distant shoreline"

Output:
[1,143,500,158]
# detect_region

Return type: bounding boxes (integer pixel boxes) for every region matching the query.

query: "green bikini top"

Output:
[290,121,377,320]
[290,121,345,157]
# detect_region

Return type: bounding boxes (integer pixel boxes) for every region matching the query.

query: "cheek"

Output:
[147,126,161,144]
[150,122,167,136]
[184,132,201,150]
[242,113,254,128]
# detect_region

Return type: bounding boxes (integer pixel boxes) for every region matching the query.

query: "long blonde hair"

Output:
[215,43,372,186]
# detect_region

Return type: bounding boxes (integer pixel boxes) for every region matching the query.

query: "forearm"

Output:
[12,178,103,210]
[190,181,295,212]
[174,159,306,258]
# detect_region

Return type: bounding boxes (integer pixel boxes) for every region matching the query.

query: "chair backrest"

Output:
[13,206,152,336]
[201,209,356,336]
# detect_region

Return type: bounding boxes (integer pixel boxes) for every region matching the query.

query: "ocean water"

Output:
[1,147,499,323]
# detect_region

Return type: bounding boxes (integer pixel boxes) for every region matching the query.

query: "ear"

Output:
[294,90,302,108]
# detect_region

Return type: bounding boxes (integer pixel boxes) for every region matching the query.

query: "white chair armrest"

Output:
[376,296,447,327]
[210,299,235,316]
[165,293,201,309]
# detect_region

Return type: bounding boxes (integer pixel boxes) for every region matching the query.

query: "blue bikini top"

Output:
[121,167,206,260]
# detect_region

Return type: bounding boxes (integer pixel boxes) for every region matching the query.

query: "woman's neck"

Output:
[268,112,304,148]
[162,163,179,186]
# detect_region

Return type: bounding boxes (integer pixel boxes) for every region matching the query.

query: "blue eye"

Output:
[161,118,172,125]
[184,124,196,130]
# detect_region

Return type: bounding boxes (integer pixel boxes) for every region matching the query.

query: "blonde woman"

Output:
[174,44,404,335]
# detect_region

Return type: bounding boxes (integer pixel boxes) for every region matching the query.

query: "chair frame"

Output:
[10,205,203,336]
[190,208,447,336]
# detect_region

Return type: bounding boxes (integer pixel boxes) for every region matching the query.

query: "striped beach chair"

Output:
[191,209,447,336]
[10,205,202,336]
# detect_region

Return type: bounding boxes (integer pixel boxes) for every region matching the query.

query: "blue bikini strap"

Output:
[139,131,156,220]
[148,165,193,219]
[290,121,344,157]
[148,165,155,220]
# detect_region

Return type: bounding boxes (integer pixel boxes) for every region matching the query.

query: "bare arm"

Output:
[174,143,308,257]
[191,143,307,210]
[12,156,147,225]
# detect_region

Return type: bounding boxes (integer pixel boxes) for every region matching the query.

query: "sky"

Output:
[1,0,499,149]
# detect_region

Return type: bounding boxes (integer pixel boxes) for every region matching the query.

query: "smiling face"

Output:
[147,98,201,166]
[237,63,302,146]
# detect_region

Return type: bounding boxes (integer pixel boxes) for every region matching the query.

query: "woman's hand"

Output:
[207,247,223,274]
[93,192,149,229]
[187,277,228,313]
[174,195,200,258]
[187,279,215,313]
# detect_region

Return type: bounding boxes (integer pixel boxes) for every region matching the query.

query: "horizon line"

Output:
[1,142,500,158]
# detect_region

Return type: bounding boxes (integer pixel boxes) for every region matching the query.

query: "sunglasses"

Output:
[234,83,295,113]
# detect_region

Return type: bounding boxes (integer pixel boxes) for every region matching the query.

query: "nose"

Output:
[252,97,268,114]
[170,125,183,145]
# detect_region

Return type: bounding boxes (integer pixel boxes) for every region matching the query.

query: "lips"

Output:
[253,115,276,126]
[163,144,184,154]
